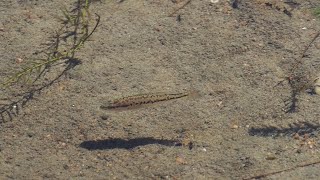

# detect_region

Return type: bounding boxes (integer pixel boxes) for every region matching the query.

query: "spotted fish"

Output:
[100,90,198,110]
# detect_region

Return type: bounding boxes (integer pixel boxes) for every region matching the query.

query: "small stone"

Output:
[293,133,300,140]
[266,153,276,160]
[210,0,219,3]
[231,124,239,129]
[100,114,110,120]
[314,78,320,95]
[176,156,187,164]
[16,57,24,64]
[27,132,35,138]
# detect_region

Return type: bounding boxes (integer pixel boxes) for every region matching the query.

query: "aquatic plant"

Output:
[1,0,100,88]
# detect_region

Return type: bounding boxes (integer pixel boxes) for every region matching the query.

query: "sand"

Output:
[1,0,320,179]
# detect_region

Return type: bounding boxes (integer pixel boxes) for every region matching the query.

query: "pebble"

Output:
[100,114,110,120]
[314,77,320,95]
[210,0,219,3]
[266,153,277,160]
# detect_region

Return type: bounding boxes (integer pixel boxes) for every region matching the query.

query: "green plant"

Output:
[1,0,100,88]
[313,7,320,18]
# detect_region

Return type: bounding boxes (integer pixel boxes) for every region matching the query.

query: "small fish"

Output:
[100,90,198,110]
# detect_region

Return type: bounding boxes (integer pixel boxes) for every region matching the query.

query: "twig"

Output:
[243,159,320,180]
[301,31,320,58]
[282,31,320,113]
[168,0,192,17]
[291,31,320,73]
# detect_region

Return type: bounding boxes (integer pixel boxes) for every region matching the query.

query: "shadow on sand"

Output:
[0,60,80,124]
[79,137,178,150]
[248,122,320,137]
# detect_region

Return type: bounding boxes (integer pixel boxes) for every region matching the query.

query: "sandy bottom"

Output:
[1,0,320,179]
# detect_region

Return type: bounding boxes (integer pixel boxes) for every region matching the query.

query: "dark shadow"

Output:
[231,0,239,9]
[0,60,81,124]
[79,137,179,150]
[285,90,299,113]
[248,122,320,137]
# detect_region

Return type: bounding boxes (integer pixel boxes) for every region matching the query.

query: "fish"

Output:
[100,90,199,110]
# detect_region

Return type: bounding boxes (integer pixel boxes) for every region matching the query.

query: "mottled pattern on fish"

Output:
[100,91,193,110]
